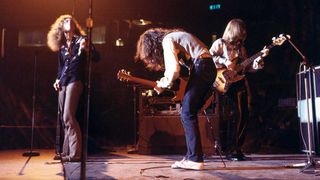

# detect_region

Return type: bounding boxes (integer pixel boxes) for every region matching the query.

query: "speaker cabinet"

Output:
[313,66,320,154]
[137,115,218,155]
[296,65,320,155]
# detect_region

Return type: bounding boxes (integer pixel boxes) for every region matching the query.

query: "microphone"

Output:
[1,28,5,59]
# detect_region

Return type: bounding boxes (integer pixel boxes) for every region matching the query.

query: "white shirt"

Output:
[156,32,210,89]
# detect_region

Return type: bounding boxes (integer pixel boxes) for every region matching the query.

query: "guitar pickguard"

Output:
[214,68,245,94]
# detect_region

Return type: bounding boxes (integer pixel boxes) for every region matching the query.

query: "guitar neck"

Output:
[238,43,275,71]
[127,76,157,88]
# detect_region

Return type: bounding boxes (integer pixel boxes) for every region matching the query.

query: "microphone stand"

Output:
[127,84,139,154]
[22,51,40,157]
[81,0,93,179]
[203,108,226,168]
[286,35,319,173]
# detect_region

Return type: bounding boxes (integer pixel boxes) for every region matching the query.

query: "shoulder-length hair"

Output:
[47,14,86,52]
[134,27,181,71]
[222,18,247,45]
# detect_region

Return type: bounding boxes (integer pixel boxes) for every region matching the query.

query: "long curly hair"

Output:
[134,28,181,71]
[47,14,86,52]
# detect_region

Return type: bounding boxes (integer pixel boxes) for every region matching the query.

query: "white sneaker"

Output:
[171,158,186,169]
[171,158,204,170]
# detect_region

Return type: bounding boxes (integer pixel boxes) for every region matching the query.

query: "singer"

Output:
[47,14,86,162]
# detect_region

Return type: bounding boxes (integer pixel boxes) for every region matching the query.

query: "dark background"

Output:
[0,0,319,153]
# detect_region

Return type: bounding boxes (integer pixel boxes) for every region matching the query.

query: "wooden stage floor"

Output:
[0,149,63,179]
[1,149,320,179]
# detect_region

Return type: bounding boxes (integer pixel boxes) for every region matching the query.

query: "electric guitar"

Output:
[117,69,214,111]
[117,69,186,102]
[214,34,289,94]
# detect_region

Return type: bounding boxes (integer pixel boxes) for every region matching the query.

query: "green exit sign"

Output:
[209,4,221,11]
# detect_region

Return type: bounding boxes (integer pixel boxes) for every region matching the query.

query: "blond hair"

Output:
[47,14,86,52]
[222,19,247,44]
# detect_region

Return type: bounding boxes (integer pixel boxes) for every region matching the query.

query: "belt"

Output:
[198,53,212,59]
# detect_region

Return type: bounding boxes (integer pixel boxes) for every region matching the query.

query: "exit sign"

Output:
[209,4,221,11]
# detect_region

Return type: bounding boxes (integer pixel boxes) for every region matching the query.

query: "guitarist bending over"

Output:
[209,19,269,161]
[135,28,217,170]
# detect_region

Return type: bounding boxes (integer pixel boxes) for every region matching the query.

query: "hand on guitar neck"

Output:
[214,34,288,94]
[252,46,269,70]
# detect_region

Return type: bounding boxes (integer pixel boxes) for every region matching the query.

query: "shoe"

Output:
[53,154,61,160]
[171,158,186,168]
[171,158,204,170]
[226,152,250,161]
[53,153,66,160]
[61,156,80,162]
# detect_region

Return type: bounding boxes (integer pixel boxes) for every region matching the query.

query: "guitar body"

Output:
[211,34,289,94]
[117,69,187,102]
[117,69,213,110]
[214,68,245,94]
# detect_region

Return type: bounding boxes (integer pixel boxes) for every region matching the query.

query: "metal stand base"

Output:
[127,144,139,154]
[22,151,40,157]
[300,159,320,174]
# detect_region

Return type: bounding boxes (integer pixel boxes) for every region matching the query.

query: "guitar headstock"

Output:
[117,69,132,82]
[272,34,290,46]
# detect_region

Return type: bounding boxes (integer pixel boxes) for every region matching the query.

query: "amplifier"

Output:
[296,65,320,155]
[137,115,219,155]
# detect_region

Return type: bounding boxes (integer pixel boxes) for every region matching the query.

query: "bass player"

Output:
[209,18,269,161]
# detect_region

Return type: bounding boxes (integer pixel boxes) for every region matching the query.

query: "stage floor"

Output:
[1,149,319,179]
[0,149,63,179]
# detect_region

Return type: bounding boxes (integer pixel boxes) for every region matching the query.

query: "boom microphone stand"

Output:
[286,35,319,173]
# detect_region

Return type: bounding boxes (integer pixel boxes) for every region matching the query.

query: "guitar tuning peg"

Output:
[285,34,291,39]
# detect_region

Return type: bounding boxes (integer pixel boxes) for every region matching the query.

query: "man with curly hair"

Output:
[47,14,87,162]
[135,28,217,170]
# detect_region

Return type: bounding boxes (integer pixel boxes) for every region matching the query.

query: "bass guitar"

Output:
[214,34,289,94]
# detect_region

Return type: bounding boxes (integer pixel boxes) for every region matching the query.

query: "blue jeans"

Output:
[181,58,216,162]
